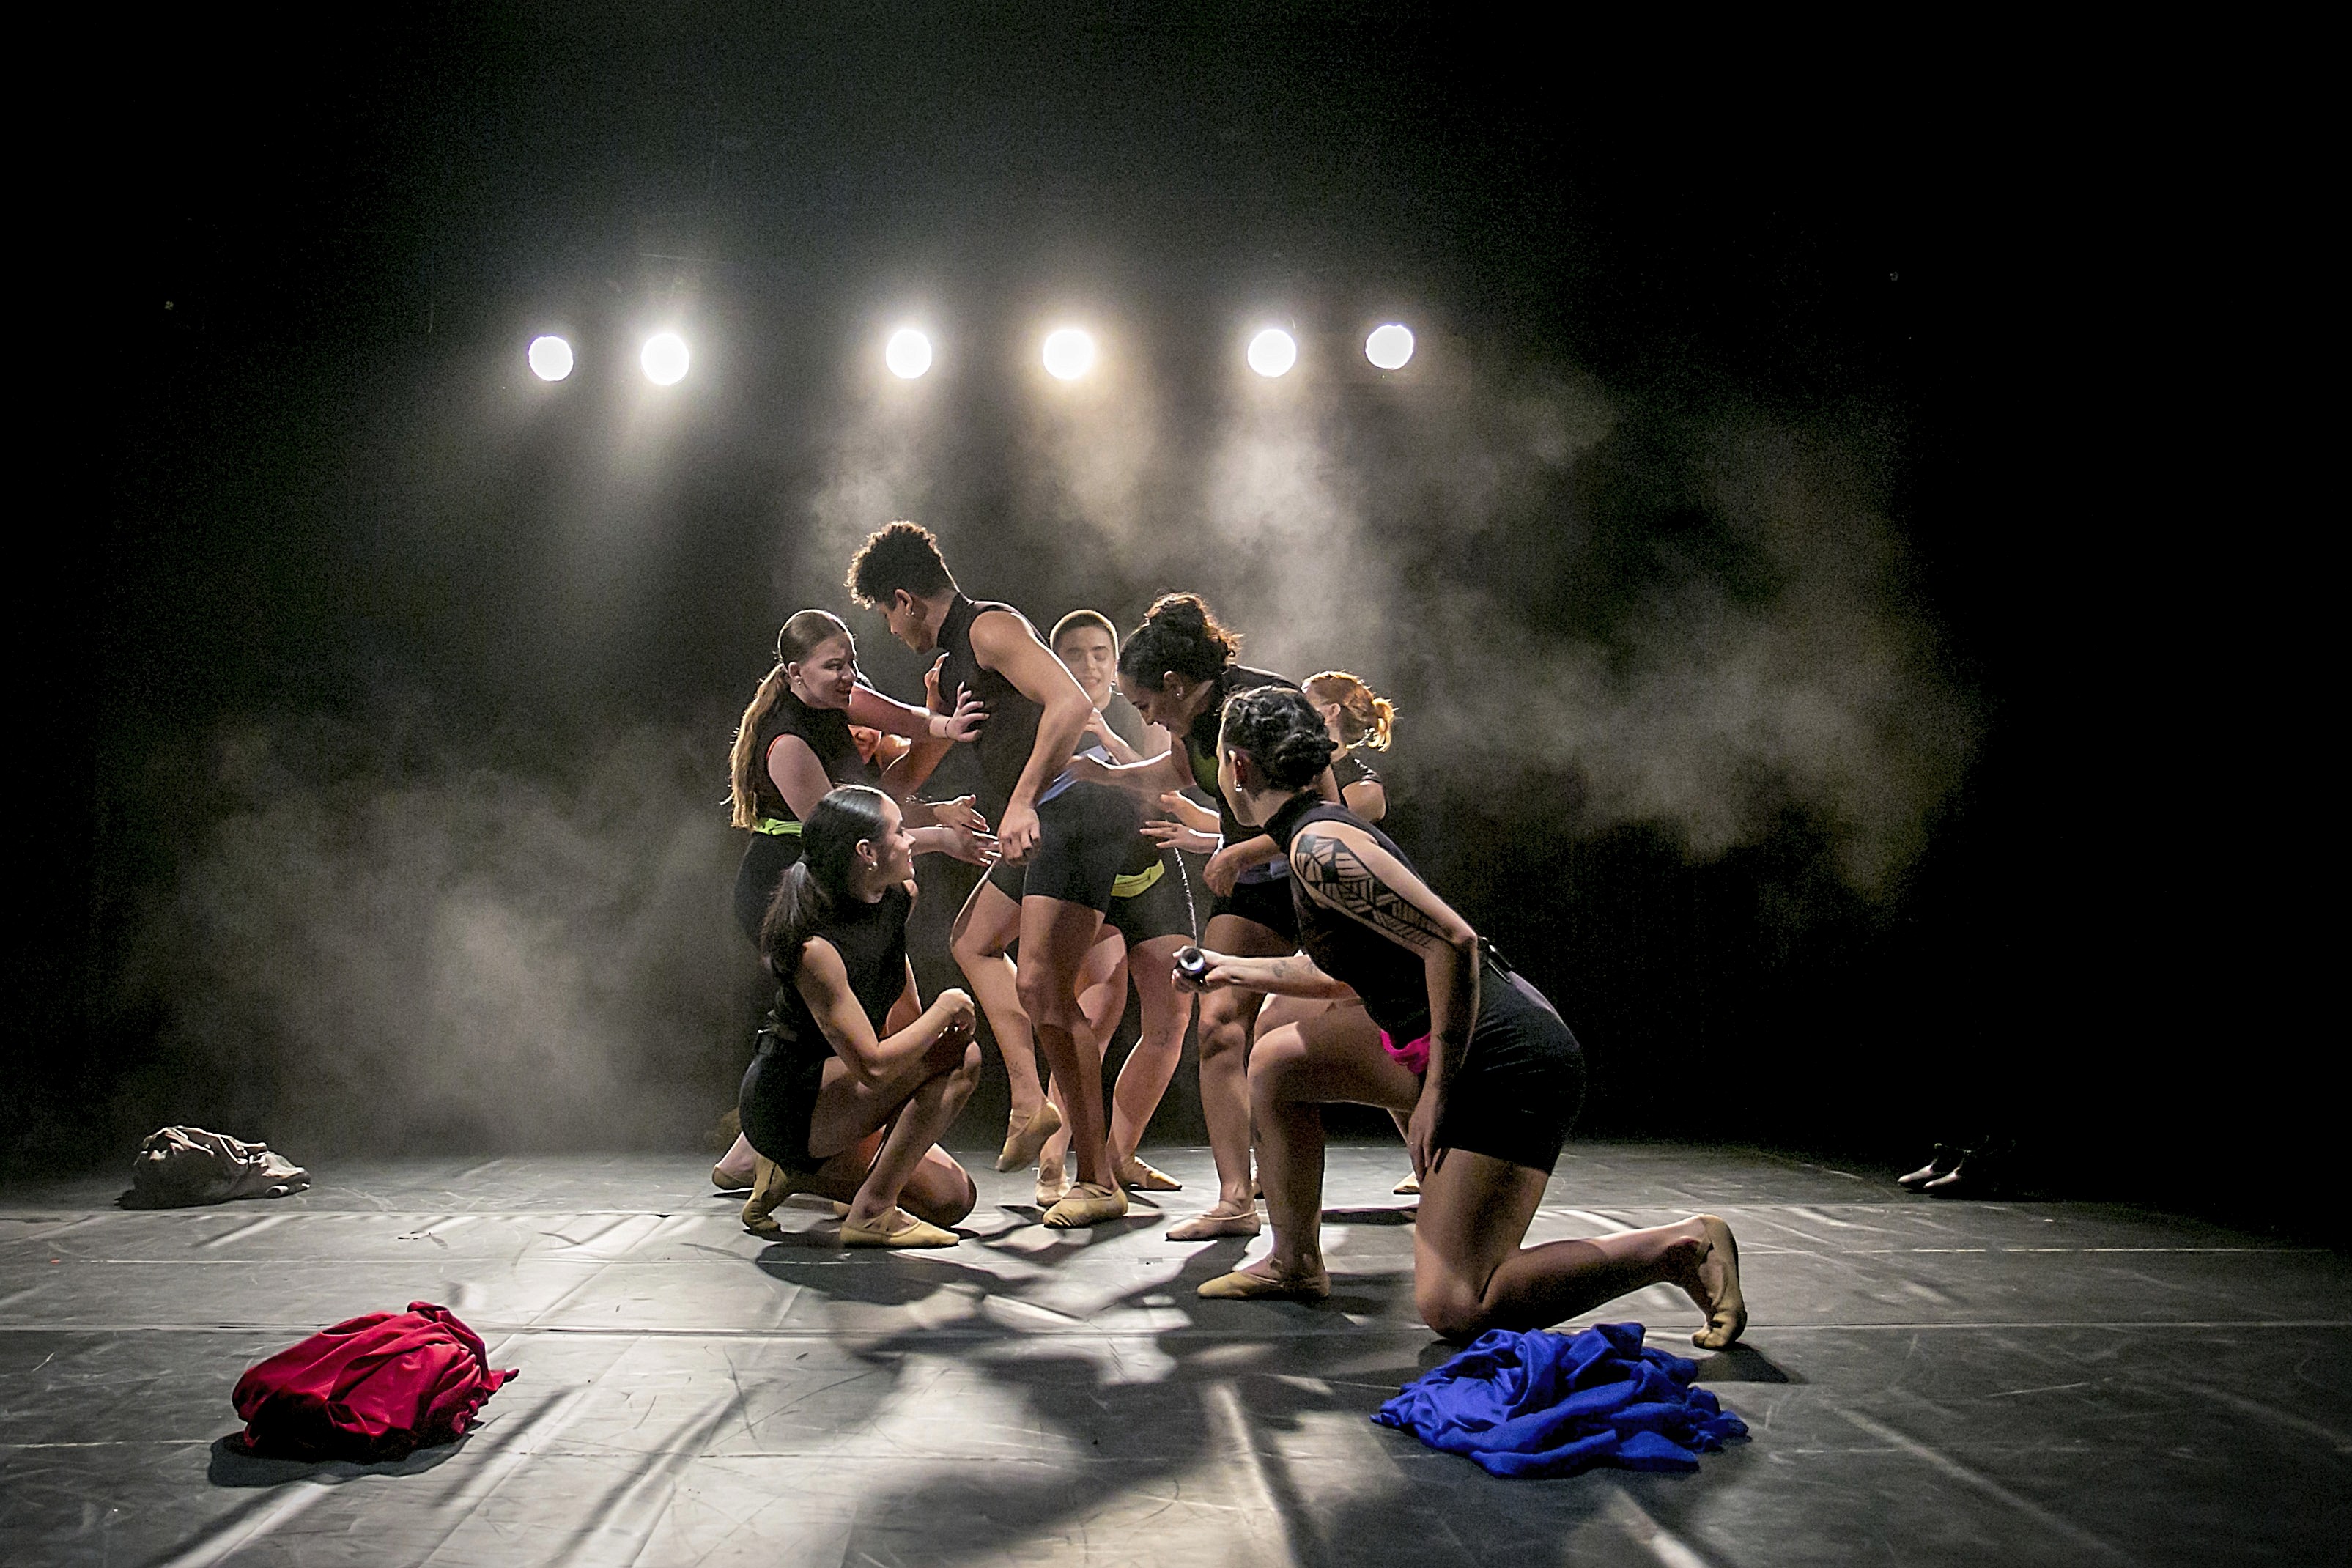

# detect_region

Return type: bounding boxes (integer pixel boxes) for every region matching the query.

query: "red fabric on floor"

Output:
[231,1301,518,1461]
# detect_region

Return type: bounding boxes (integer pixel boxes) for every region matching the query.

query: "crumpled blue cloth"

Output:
[1374,1323,1748,1478]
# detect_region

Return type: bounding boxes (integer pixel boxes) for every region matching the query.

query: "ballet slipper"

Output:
[1688,1213,1748,1350]
[711,1160,755,1192]
[1165,1203,1260,1241]
[840,1210,960,1249]
[996,1102,1063,1172]
[1042,1182,1129,1229]
[1117,1158,1183,1192]
[741,1155,805,1238]
[1035,1169,1071,1208]
[1392,1171,1419,1196]
[1197,1265,1329,1301]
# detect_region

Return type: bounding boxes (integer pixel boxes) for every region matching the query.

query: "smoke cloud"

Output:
[121,722,747,1153]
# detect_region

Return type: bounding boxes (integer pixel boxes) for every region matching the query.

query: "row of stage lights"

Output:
[522,322,1418,386]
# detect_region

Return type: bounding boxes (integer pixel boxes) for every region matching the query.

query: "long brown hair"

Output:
[728,610,853,829]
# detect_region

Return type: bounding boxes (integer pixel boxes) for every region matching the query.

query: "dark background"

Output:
[10,12,2286,1232]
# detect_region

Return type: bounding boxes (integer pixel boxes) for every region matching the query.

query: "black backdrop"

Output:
[7,11,2299,1237]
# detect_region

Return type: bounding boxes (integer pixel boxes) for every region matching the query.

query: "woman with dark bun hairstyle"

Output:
[1067,592,1333,1240]
[1177,687,1748,1350]
[736,786,983,1248]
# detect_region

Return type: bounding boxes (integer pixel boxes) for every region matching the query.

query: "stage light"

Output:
[1365,323,1415,370]
[641,333,689,386]
[1042,328,1095,381]
[1247,328,1297,379]
[885,328,933,380]
[527,335,574,382]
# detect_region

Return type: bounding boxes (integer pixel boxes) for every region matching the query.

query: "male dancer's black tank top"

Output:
[751,689,879,826]
[1180,665,1299,851]
[1262,794,1443,1040]
[936,593,1049,820]
[772,884,913,1054]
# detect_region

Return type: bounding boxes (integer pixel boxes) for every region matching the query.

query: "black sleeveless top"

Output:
[1180,664,1299,851]
[1331,750,1381,794]
[772,884,913,1056]
[1265,794,1440,1040]
[937,593,1051,819]
[752,689,878,826]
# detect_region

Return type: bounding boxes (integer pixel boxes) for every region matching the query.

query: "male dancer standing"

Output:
[846,522,1140,1227]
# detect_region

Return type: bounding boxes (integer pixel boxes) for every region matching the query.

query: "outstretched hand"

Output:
[1143,818,1219,854]
[931,794,988,835]
[924,657,988,742]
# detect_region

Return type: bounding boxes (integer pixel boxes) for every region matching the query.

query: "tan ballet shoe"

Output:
[711,1161,755,1193]
[840,1210,960,1248]
[997,1102,1063,1172]
[1392,1171,1420,1195]
[1165,1204,1260,1241]
[1690,1213,1748,1350]
[1117,1158,1183,1192]
[1035,1169,1071,1208]
[1197,1266,1329,1301]
[1042,1182,1129,1229]
[741,1155,806,1238]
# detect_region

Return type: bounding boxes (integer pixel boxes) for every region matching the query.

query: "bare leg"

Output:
[1040,931,1128,1199]
[1414,1152,1745,1347]
[843,1045,983,1230]
[1207,1005,1410,1293]
[954,876,1059,1168]
[1110,933,1194,1177]
[1179,912,1290,1233]
[1017,895,1117,1208]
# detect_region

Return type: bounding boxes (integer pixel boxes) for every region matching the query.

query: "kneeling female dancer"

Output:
[716,610,992,1190]
[1181,689,1747,1348]
[1068,593,1331,1240]
[737,787,985,1248]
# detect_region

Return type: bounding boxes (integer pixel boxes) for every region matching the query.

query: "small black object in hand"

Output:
[1174,946,1210,983]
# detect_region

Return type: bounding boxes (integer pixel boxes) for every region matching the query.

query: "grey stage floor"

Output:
[1,1144,2345,1567]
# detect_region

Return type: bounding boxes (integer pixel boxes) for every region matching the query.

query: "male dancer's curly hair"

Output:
[846,521,955,607]
[1218,687,1337,791]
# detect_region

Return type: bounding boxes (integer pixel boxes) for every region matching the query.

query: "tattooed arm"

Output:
[1173,948,1357,999]
[1291,822,1481,1180]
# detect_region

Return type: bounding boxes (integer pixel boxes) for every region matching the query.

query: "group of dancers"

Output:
[709,520,1747,1348]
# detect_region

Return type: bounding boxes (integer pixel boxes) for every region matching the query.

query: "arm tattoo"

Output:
[1294,830,1450,950]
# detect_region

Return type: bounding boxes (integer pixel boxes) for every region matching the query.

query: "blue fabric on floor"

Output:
[1374,1323,1748,1479]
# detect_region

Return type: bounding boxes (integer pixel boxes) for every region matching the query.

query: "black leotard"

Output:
[734,689,884,944]
[936,593,1049,822]
[739,884,912,1169]
[1262,792,1586,1173]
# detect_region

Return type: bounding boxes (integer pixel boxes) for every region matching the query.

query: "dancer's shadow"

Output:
[1690,1342,1800,1383]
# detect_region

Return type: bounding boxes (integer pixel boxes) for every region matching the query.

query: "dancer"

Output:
[728,609,991,944]
[714,610,993,1192]
[737,787,983,1248]
[1304,668,1419,1192]
[1067,593,1331,1240]
[1027,610,1196,1203]
[1181,688,1747,1350]
[847,522,1142,1228]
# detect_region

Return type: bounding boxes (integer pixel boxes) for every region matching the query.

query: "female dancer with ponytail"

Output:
[737,786,984,1247]
[715,610,991,1191]
[1179,689,1748,1349]
[1067,593,1331,1240]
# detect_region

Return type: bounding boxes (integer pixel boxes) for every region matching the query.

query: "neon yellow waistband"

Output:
[1111,861,1164,900]
[752,818,803,837]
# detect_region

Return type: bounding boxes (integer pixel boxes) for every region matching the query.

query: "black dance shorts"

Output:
[738,1032,830,1172]
[1208,870,1298,944]
[733,832,803,947]
[1104,851,1196,948]
[982,782,1139,914]
[1432,967,1586,1175]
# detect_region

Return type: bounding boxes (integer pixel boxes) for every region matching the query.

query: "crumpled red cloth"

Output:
[231,1301,518,1461]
